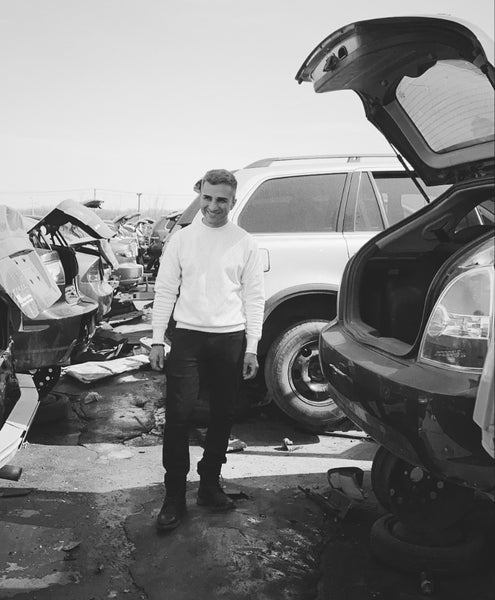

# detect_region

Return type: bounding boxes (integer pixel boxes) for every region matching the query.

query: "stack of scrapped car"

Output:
[21,199,116,395]
[297,15,494,573]
[146,211,182,276]
[106,213,144,291]
[0,205,62,472]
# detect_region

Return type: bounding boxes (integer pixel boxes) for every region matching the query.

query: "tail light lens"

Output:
[39,253,65,286]
[419,266,493,371]
[81,263,102,283]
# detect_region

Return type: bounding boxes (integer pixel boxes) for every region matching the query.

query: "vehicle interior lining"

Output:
[51,246,79,286]
[357,184,494,347]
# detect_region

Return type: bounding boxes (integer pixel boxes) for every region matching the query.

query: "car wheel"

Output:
[370,514,486,574]
[265,320,346,431]
[370,446,474,533]
[371,445,399,511]
[33,366,62,396]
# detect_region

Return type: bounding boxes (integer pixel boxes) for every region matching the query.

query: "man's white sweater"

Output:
[151,218,265,353]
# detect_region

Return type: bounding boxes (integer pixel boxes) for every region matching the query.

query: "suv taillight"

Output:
[39,254,65,286]
[419,266,493,371]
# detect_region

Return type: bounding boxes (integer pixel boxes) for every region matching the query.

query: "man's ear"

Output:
[232,197,237,206]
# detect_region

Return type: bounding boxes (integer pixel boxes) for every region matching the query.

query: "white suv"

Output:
[169,154,448,430]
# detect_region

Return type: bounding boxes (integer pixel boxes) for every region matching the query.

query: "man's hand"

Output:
[149,345,165,371]
[243,352,258,380]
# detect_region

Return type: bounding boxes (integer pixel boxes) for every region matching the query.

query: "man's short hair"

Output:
[202,169,237,192]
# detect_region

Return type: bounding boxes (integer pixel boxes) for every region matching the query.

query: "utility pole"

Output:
[137,192,142,213]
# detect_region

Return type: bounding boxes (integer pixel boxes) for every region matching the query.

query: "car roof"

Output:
[234,154,406,193]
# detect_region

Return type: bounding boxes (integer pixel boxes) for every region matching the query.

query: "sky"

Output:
[1,0,494,214]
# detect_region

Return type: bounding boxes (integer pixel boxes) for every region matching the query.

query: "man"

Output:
[149,169,265,531]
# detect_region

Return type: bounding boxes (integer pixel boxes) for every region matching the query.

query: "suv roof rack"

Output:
[245,154,397,168]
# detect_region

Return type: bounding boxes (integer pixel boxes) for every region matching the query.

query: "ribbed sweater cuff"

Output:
[245,336,259,354]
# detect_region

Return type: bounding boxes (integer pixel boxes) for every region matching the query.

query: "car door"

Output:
[342,171,385,259]
[232,172,350,301]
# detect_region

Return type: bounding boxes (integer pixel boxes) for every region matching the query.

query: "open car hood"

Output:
[28,199,115,239]
[296,16,494,185]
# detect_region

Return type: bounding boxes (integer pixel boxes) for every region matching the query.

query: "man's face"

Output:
[199,181,236,228]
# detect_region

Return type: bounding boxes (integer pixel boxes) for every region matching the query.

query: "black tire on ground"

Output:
[264,320,346,431]
[371,445,474,533]
[370,514,486,575]
[33,366,62,396]
[371,445,395,511]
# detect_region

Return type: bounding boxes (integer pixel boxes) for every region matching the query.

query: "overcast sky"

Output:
[1,0,494,212]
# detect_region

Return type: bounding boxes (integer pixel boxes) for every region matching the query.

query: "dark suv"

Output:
[298,15,494,568]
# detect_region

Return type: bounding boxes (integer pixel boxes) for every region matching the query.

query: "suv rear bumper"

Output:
[319,321,495,492]
[13,299,98,369]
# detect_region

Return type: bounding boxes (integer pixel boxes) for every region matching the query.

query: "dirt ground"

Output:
[0,367,494,600]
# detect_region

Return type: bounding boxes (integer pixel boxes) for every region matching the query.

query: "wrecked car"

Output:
[297,15,494,569]
[106,213,144,291]
[25,201,117,323]
[0,205,61,472]
[17,200,107,394]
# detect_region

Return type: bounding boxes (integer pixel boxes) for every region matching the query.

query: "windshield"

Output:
[396,59,495,153]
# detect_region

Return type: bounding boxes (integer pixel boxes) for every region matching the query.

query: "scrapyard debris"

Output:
[227,437,247,452]
[63,354,149,384]
[275,437,303,452]
[82,391,102,405]
[72,325,129,363]
[320,430,374,441]
[193,429,247,452]
[327,467,366,502]
[298,485,353,520]
[224,487,249,500]
[59,540,81,560]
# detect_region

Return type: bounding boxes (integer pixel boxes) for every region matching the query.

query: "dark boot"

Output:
[156,475,187,531]
[156,493,186,531]
[197,475,235,511]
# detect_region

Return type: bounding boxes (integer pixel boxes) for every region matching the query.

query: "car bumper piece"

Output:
[0,374,39,469]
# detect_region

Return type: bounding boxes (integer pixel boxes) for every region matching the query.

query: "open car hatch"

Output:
[296,16,494,185]
[28,199,115,240]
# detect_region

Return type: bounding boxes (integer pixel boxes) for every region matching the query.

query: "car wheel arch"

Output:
[260,288,338,356]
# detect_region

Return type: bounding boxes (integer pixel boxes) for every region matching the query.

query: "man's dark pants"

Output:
[163,328,245,492]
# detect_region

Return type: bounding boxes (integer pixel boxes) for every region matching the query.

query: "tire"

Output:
[371,445,395,510]
[370,514,486,574]
[264,320,346,431]
[370,446,474,533]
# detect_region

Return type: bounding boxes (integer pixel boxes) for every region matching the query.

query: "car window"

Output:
[372,172,449,226]
[455,198,495,234]
[238,174,346,233]
[344,173,383,232]
[478,200,495,225]
[396,59,494,152]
